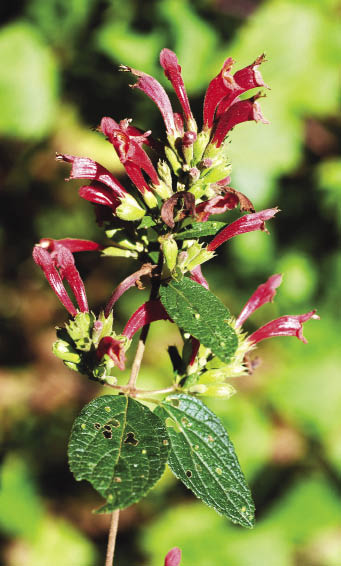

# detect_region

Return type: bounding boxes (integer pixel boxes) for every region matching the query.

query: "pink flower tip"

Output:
[164,547,182,566]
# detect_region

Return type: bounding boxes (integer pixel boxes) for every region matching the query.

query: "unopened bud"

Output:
[102,247,138,259]
[141,190,158,209]
[157,160,173,189]
[159,235,178,272]
[193,130,210,163]
[53,339,81,363]
[165,146,182,176]
[201,163,232,184]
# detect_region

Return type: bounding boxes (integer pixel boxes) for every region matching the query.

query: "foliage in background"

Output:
[0,0,339,564]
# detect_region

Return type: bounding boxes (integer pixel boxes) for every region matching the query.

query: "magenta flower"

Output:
[33,240,89,316]
[120,65,177,136]
[211,94,269,148]
[203,54,267,129]
[96,336,126,371]
[164,547,182,566]
[236,274,282,328]
[207,208,278,251]
[248,311,319,345]
[160,48,195,130]
[123,300,170,340]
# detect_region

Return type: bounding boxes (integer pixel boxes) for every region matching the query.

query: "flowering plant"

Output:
[33,48,318,565]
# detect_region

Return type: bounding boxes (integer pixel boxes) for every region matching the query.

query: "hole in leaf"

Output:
[186,470,192,478]
[103,429,112,439]
[94,423,101,430]
[104,425,112,431]
[124,432,139,446]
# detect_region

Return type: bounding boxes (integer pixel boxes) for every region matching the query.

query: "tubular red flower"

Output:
[196,188,254,222]
[36,240,89,313]
[212,95,269,148]
[40,238,102,253]
[100,118,160,195]
[207,208,278,251]
[123,300,170,340]
[57,154,127,198]
[160,48,194,126]
[96,336,126,371]
[248,311,319,345]
[236,274,283,328]
[78,184,120,210]
[164,547,182,566]
[33,246,77,316]
[104,264,155,318]
[120,65,176,136]
[203,55,267,129]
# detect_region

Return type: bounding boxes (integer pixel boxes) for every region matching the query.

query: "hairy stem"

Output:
[105,383,176,397]
[105,509,120,566]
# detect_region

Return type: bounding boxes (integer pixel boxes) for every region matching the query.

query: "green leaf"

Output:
[68,395,169,512]
[175,221,227,240]
[159,278,238,364]
[155,394,254,528]
[138,215,157,229]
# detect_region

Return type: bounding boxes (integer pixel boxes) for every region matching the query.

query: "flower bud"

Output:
[190,382,236,399]
[142,190,158,209]
[193,130,210,163]
[157,160,173,190]
[116,193,146,221]
[52,339,81,363]
[101,247,138,259]
[182,131,197,165]
[159,235,178,271]
[165,146,182,175]
[200,163,232,185]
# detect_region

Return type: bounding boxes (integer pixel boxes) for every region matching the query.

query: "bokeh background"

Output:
[0,0,340,564]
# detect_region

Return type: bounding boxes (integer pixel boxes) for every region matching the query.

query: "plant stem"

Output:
[105,383,176,397]
[105,509,120,566]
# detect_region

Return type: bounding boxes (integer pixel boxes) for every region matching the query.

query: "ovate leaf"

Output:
[155,394,255,528]
[160,278,238,363]
[68,395,169,512]
[175,221,227,240]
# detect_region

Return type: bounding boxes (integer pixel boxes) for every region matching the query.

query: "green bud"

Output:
[64,361,81,372]
[193,130,210,163]
[52,339,81,363]
[142,190,158,209]
[116,194,146,221]
[152,182,173,200]
[165,145,182,176]
[202,141,221,160]
[186,248,215,272]
[188,183,206,200]
[157,160,173,189]
[114,237,143,252]
[105,227,124,239]
[160,236,178,271]
[102,247,138,259]
[200,163,232,184]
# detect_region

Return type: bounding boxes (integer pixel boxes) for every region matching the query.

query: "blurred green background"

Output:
[0,0,340,564]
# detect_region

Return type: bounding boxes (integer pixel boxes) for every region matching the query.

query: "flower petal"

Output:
[212,95,269,148]
[207,208,278,251]
[96,336,126,370]
[120,65,176,135]
[164,547,182,566]
[248,311,319,345]
[51,245,88,313]
[105,264,156,317]
[160,48,194,126]
[79,184,120,210]
[33,245,77,316]
[190,265,209,289]
[56,153,127,198]
[236,274,283,328]
[123,300,170,339]
[196,188,255,222]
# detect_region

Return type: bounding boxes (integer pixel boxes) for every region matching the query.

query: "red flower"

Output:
[104,264,156,317]
[96,336,126,370]
[33,241,89,316]
[160,48,195,130]
[203,54,267,129]
[196,187,254,222]
[211,94,268,148]
[248,311,319,345]
[120,65,177,136]
[236,274,282,328]
[123,300,170,340]
[207,208,278,251]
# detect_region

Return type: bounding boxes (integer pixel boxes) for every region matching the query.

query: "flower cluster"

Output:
[33,48,318,393]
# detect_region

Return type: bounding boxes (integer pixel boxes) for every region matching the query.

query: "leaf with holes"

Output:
[175,221,227,240]
[68,395,169,512]
[160,278,238,364]
[155,394,255,528]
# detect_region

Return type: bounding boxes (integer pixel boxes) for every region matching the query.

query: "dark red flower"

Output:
[196,187,254,222]
[104,264,156,317]
[96,336,126,370]
[248,311,319,345]
[123,300,170,340]
[236,274,282,328]
[160,48,195,130]
[203,54,267,129]
[207,208,278,251]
